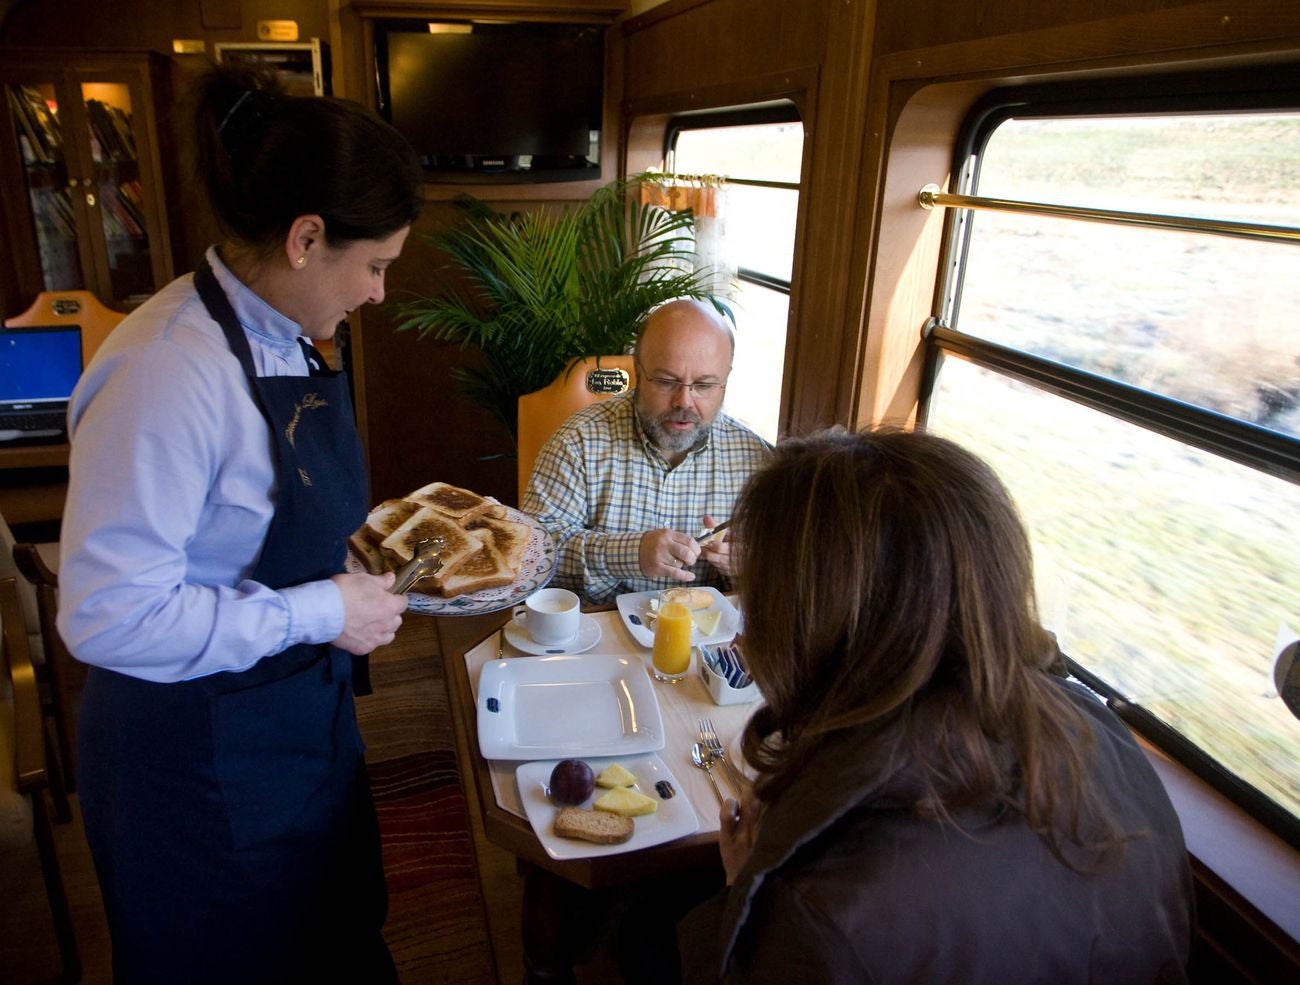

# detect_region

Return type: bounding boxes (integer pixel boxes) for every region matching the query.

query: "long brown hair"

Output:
[735,427,1115,862]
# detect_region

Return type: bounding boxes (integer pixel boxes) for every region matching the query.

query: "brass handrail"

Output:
[917,184,1300,245]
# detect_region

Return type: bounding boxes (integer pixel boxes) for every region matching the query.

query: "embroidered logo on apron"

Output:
[285,392,329,484]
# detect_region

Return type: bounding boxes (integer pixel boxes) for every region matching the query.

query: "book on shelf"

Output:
[31,185,77,239]
[6,85,62,164]
[85,99,136,163]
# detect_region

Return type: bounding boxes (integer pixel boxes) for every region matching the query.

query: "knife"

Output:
[696,520,730,545]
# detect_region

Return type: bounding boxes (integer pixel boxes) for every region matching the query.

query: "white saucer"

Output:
[504,614,602,655]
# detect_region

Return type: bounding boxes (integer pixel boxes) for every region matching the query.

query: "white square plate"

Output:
[477,653,666,760]
[615,587,741,649]
[516,754,700,860]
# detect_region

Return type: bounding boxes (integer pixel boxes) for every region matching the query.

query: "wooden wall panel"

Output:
[0,0,330,56]
[353,195,592,507]
[622,0,827,103]
[872,0,1190,56]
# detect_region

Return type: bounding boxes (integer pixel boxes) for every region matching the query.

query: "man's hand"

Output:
[330,571,408,654]
[698,513,734,577]
[638,527,700,581]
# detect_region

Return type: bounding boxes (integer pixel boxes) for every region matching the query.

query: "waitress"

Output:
[57,66,422,983]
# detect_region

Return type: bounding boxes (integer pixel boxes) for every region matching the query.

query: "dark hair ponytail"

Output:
[193,65,423,249]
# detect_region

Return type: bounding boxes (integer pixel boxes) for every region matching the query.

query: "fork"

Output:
[699,717,748,793]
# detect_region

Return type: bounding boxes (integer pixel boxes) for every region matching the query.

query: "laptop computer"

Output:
[0,324,83,444]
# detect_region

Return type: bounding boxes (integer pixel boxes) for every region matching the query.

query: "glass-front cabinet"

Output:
[0,51,173,313]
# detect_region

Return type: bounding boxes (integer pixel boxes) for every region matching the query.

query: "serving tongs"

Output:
[390,537,446,595]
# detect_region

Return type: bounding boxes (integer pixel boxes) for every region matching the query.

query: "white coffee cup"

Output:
[512,587,581,645]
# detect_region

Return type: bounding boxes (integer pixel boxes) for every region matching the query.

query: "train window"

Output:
[923,91,1300,844]
[667,105,803,442]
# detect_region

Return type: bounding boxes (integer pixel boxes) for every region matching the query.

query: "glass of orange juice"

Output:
[651,596,693,682]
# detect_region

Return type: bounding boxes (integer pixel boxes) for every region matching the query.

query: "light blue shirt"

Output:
[57,248,344,683]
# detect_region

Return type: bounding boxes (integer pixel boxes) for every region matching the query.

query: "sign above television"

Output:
[375,19,605,183]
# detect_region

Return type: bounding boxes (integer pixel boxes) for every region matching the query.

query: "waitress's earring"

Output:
[295,256,306,266]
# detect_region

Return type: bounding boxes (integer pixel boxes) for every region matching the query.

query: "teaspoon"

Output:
[691,741,726,806]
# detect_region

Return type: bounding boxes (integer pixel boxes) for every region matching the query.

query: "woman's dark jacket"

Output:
[680,679,1193,984]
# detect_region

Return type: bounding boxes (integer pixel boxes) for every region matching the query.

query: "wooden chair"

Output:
[0,576,81,982]
[516,355,635,503]
[0,512,72,821]
[11,544,73,810]
[5,289,125,368]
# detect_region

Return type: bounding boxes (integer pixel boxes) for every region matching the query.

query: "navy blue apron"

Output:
[77,259,395,984]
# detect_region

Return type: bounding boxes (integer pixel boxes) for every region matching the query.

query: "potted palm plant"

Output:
[391,174,729,444]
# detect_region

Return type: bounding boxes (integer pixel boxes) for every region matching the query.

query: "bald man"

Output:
[523,299,772,604]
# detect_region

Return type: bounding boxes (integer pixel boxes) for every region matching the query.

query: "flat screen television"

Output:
[375,20,604,182]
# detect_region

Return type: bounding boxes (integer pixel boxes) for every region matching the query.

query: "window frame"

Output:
[921,68,1300,850]
[664,101,802,296]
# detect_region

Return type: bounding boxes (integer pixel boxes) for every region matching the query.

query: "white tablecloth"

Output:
[463,607,758,835]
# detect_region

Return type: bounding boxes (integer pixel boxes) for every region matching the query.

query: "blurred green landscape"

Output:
[930,114,1300,819]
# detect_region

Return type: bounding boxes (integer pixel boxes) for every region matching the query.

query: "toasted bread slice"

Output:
[360,498,421,548]
[553,807,634,845]
[435,528,517,598]
[380,507,479,591]
[348,531,389,575]
[465,514,532,571]
[405,481,497,524]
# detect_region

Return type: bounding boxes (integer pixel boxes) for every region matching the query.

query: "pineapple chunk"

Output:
[595,763,638,788]
[593,786,659,817]
[692,608,722,635]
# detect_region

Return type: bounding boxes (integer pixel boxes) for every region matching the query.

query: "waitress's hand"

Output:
[331,571,408,654]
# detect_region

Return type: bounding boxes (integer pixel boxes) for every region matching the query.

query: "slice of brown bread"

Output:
[348,531,388,575]
[553,807,634,845]
[380,507,480,591]
[363,498,421,547]
[434,528,517,598]
[465,514,533,572]
[405,481,497,523]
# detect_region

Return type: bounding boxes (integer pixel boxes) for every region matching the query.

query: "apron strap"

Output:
[299,337,332,377]
[194,258,260,380]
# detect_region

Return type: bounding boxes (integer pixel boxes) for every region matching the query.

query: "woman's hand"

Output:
[330,571,407,654]
[720,791,760,885]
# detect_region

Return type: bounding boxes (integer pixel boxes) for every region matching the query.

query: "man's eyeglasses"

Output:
[636,360,727,398]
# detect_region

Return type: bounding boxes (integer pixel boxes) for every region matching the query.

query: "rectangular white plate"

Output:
[615,587,741,649]
[477,653,666,760]
[516,754,700,860]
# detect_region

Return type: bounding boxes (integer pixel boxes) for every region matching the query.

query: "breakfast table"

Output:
[442,603,759,890]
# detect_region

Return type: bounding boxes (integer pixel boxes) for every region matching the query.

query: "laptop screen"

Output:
[0,325,83,409]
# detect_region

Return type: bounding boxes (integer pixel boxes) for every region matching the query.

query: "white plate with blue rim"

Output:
[614,587,741,649]
[477,653,666,760]
[516,754,699,859]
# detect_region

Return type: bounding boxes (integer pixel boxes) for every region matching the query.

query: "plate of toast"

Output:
[347,482,556,615]
[516,754,699,860]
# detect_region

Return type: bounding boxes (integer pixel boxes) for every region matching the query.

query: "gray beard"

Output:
[640,408,706,456]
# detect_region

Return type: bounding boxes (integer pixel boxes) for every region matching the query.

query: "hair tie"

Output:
[217,90,255,135]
